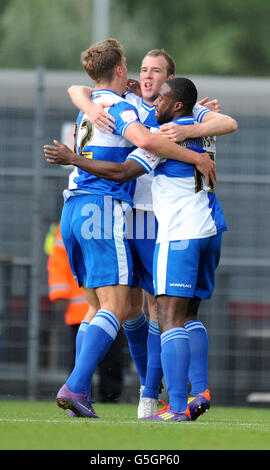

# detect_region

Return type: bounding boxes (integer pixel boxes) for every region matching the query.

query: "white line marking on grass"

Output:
[0,418,140,425]
[192,421,270,428]
[0,418,72,424]
[0,417,269,429]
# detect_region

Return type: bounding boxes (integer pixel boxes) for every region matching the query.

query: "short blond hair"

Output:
[81,38,124,83]
[143,49,176,77]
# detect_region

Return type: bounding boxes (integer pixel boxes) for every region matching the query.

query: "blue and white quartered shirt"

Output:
[125,94,214,211]
[127,115,227,243]
[67,89,140,205]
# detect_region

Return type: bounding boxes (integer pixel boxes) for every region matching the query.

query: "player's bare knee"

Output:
[157,295,189,330]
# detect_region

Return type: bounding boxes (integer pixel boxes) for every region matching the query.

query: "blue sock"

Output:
[123,313,148,386]
[161,328,190,413]
[142,321,162,399]
[74,320,90,400]
[66,310,120,395]
[185,320,209,395]
[75,321,89,363]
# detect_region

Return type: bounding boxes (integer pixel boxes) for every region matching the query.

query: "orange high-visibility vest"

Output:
[47,223,88,325]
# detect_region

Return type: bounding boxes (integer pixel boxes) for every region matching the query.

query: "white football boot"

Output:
[137,385,158,419]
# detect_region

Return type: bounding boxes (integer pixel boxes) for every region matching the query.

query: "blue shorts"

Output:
[153,234,222,299]
[126,208,157,295]
[60,194,133,289]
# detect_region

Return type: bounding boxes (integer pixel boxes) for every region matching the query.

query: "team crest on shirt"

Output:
[120,109,138,123]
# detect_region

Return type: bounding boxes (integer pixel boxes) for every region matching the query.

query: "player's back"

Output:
[151,116,227,242]
[154,116,206,181]
[124,96,214,211]
[68,89,138,204]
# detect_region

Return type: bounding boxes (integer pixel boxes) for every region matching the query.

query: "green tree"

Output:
[114,0,270,76]
[0,0,95,69]
[0,0,269,76]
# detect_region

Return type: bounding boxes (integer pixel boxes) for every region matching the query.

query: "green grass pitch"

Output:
[0,400,270,451]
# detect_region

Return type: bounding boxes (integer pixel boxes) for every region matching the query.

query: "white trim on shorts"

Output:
[113,200,129,285]
[156,241,169,295]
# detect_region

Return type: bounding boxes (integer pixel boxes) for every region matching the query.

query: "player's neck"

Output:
[94,79,124,96]
[173,110,190,120]
[142,97,155,107]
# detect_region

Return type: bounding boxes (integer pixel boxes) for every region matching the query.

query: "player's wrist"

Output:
[183,124,198,139]
[191,151,202,166]
[70,152,80,166]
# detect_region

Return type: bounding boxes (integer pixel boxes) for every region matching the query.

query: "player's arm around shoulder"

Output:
[198,109,238,136]
[124,121,216,186]
[68,85,115,132]
[159,105,238,142]
[44,140,145,183]
[124,121,206,165]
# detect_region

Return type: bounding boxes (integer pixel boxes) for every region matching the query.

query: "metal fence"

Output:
[1,68,270,406]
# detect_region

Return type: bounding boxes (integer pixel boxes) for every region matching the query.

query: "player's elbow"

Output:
[116,161,142,183]
[116,172,131,183]
[109,166,132,183]
[222,116,238,134]
[67,85,83,101]
[117,168,135,183]
[67,85,76,98]
[230,118,238,133]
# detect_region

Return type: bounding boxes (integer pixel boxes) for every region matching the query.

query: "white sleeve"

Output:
[124,92,142,109]
[192,103,211,123]
[192,105,216,157]
[126,148,161,174]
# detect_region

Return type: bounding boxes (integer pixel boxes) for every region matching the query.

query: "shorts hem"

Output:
[155,290,211,299]
[83,280,133,289]
[155,290,195,298]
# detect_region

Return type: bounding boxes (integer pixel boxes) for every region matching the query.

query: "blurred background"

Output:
[0,0,270,407]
